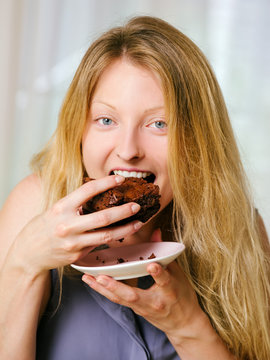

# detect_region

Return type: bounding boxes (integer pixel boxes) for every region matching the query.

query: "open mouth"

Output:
[110,170,156,183]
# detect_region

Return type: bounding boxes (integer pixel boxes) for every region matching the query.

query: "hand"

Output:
[8,176,143,275]
[82,230,204,342]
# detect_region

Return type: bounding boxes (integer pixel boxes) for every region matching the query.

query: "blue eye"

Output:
[154,121,166,129]
[149,120,167,130]
[98,118,113,126]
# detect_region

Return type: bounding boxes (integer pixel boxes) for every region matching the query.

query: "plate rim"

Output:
[71,242,185,274]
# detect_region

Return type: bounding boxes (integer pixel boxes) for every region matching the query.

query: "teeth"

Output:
[113,170,152,179]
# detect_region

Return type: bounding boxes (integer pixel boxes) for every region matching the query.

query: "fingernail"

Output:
[131,203,140,213]
[134,221,143,230]
[96,277,108,287]
[115,175,125,184]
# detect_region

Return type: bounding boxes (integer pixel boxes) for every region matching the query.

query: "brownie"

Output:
[82,177,160,225]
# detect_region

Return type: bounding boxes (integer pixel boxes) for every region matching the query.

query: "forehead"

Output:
[92,58,164,104]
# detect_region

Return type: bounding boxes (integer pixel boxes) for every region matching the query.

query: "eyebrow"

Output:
[92,100,116,110]
[91,100,165,114]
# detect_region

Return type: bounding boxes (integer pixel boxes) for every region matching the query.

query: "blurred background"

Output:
[1,0,269,234]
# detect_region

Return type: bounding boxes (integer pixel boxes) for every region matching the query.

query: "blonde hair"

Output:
[32,16,270,359]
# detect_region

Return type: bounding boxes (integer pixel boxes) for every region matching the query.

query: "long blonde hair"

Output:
[32,16,270,359]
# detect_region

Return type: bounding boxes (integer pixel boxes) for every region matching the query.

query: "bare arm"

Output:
[0,174,50,359]
[0,174,142,359]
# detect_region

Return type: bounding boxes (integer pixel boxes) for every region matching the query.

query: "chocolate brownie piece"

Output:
[82,177,160,225]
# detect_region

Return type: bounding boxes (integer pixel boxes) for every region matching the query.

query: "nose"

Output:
[116,127,144,161]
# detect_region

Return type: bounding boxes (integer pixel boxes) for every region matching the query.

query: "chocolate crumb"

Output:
[118,238,124,243]
[117,258,125,264]
[148,253,156,259]
[139,257,144,260]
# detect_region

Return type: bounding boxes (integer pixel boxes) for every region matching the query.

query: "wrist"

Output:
[167,309,218,347]
[4,235,49,279]
[3,247,46,281]
[166,311,235,360]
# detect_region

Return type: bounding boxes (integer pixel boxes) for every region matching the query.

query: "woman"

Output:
[0,16,269,360]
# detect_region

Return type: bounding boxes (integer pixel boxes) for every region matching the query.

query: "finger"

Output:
[95,275,140,304]
[146,262,172,288]
[65,175,125,210]
[76,220,143,249]
[78,202,141,232]
[82,275,120,302]
[54,202,141,237]
[82,275,132,305]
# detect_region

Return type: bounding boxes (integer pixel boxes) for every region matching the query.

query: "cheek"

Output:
[82,130,114,177]
[82,132,101,174]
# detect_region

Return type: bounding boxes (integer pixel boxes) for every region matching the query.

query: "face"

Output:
[82,58,173,215]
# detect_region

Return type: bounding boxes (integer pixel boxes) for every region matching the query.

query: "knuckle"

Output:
[63,239,76,253]
[153,299,166,312]
[102,230,113,243]
[106,282,117,291]
[83,179,108,197]
[126,291,139,303]
[51,201,65,216]
[54,223,69,237]
[84,179,97,193]
[81,183,95,199]
[96,211,111,227]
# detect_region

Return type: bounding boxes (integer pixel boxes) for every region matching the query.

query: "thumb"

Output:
[150,228,162,242]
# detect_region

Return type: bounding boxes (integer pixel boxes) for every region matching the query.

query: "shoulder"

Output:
[5,173,42,204]
[0,173,42,225]
[0,174,43,264]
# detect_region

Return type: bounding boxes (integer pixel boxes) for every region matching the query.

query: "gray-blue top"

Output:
[36,270,180,359]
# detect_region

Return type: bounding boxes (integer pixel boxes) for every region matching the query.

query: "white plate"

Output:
[71,242,185,280]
